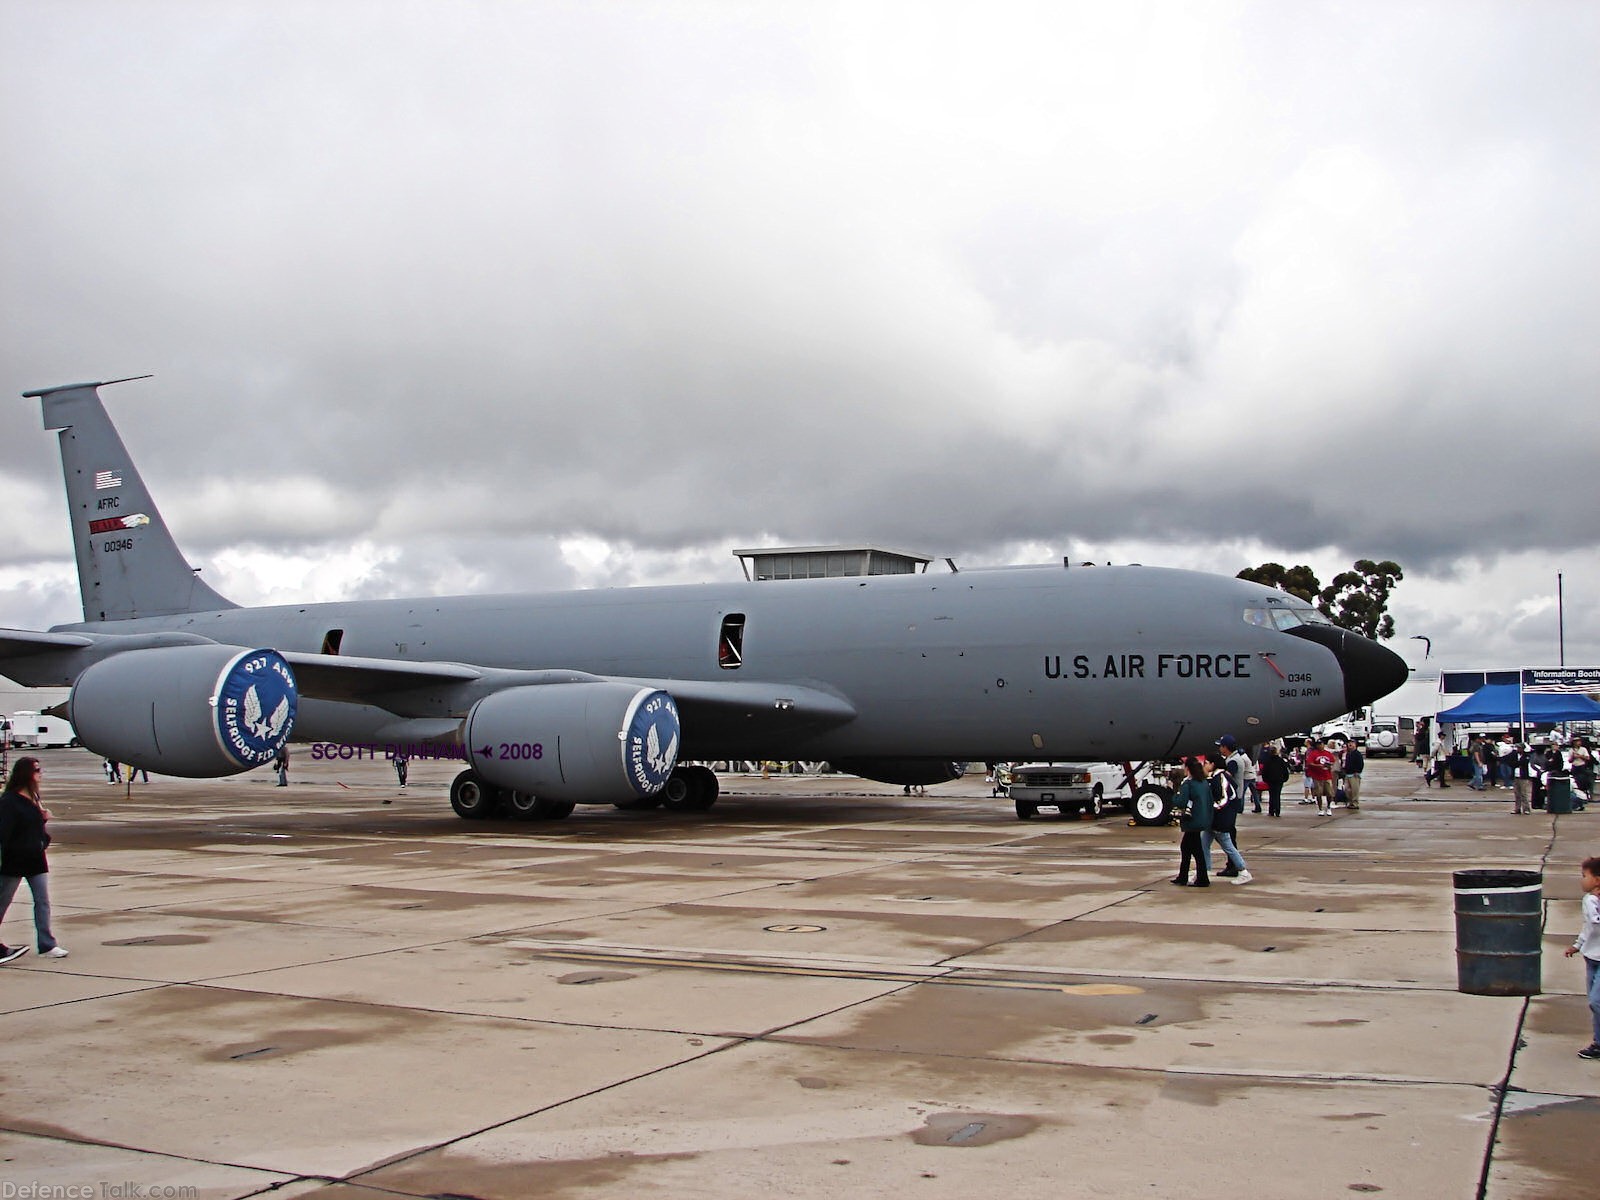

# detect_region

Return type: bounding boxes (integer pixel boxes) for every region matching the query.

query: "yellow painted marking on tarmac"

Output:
[1059,983,1144,996]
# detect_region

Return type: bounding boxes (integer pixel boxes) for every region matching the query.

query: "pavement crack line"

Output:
[338,1025,768,1189]
[0,1120,314,1182]
[1474,812,1559,1200]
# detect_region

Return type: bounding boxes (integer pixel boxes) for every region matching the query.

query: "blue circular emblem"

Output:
[621,689,680,796]
[213,649,298,768]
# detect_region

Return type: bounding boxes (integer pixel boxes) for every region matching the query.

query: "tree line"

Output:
[1236,559,1404,640]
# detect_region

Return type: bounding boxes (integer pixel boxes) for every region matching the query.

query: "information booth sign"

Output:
[1521,667,1600,694]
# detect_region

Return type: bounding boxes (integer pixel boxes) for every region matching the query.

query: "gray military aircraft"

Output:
[0,378,1406,824]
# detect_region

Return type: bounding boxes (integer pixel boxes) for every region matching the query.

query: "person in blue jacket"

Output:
[1171,758,1213,888]
[1205,752,1253,884]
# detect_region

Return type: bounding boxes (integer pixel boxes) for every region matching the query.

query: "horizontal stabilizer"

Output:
[0,627,249,687]
[0,629,96,657]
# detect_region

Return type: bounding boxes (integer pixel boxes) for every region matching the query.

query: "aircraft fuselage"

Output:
[52,564,1370,762]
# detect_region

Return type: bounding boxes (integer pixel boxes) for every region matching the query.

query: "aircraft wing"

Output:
[1,628,855,742]
[279,651,485,701]
[282,652,856,738]
[611,675,857,740]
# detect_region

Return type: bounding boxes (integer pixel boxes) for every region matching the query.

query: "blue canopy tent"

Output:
[1437,684,1600,724]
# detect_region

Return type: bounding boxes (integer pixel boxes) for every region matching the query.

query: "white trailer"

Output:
[7,710,78,749]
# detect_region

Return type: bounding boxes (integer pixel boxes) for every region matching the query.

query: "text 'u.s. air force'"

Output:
[1044,652,1253,680]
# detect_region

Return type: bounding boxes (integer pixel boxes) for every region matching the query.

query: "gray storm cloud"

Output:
[1,1,1596,663]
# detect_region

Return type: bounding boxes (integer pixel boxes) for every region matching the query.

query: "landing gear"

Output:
[1129,784,1176,826]
[507,790,575,821]
[660,764,719,812]
[450,770,499,820]
[613,794,664,810]
[451,771,573,820]
[448,765,720,821]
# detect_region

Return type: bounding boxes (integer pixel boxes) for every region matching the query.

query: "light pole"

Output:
[1558,572,1564,666]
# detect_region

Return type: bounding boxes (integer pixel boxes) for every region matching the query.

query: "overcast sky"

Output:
[3,1,1597,675]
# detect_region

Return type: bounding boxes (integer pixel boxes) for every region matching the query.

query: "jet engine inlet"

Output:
[69,645,297,776]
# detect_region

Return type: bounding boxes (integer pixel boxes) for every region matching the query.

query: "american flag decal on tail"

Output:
[94,469,123,489]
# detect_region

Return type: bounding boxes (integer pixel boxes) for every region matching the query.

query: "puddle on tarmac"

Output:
[209,1026,375,1062]
[911,1111,1039,1147]
[556,971,635,985]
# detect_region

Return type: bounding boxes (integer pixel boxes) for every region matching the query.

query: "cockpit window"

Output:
[1243,601,1332,630]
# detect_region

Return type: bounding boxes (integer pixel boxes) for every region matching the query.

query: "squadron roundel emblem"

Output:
[622,689,680,797]
[214,649,298,768]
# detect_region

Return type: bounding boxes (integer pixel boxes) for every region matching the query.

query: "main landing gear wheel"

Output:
[687,764,719,810]
[450,770,497,820]
[507,791,576,821]
[613,794,664,810]
[1130,784,1176,826]
[660,765,720,812]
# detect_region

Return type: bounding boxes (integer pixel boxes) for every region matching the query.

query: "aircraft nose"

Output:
[1285,625,1410,711]
[1337,631,1410,710]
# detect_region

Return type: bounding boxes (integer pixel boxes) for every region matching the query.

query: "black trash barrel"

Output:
[1547,776,1573,814]
[1453,868,1542,996]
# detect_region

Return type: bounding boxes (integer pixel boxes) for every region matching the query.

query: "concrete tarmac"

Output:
[0,752,1593,1199]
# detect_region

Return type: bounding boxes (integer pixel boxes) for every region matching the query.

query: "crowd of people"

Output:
[1424,731,1591,813]
[1166,733,1368,887]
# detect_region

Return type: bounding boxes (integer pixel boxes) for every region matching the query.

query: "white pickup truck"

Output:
[1008,761,1154,821]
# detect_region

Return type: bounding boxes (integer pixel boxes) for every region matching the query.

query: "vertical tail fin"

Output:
[24,377,236,622]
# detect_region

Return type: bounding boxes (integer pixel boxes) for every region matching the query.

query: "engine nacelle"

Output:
[69,645,298,778]
[464,682,680,803]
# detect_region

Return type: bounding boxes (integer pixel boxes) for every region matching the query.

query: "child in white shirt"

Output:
[1563,855,1600,1060]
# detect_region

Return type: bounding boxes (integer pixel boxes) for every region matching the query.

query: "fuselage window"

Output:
[718,614,746,669]
[321,628,344,654]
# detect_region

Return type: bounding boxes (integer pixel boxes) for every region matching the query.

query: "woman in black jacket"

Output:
[1172,758,1213,888]
[1259,744,1291,818]
[0,756,65,962]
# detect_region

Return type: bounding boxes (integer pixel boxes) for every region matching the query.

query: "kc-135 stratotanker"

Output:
[0,379,1406,824]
